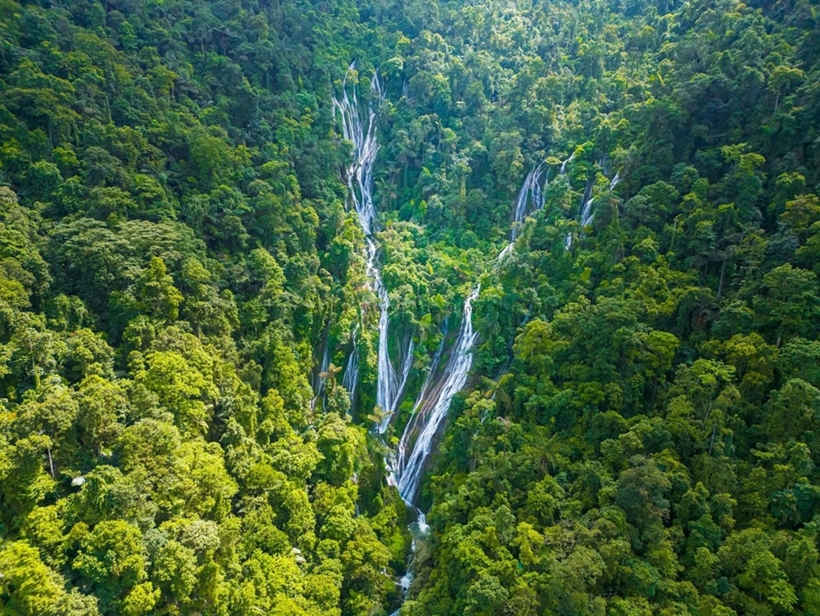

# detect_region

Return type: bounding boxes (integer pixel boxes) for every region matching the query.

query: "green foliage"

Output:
[0,1,402,613]
[0,0,819,614]
[378,1,820,614]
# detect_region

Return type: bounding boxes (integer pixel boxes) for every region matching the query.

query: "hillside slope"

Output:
[1,0,819,615]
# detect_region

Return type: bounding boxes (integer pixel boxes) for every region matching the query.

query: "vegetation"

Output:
[0,0,819,615]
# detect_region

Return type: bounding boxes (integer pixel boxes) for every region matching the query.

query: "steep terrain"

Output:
[1,0,820,615]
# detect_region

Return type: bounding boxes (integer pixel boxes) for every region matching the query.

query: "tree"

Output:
[75,375,125,457]
[72,520,150,610]
[0,540,66,616]
[755,264,819,346]
[13,381,78,478]
[137,351,215,434]
[134,257,183,325]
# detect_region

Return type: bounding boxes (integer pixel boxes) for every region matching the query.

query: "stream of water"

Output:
[390,286,480,504]
[333,65,414,432]
[333,66,483,611]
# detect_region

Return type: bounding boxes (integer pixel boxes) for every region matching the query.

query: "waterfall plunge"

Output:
[511,163,548,242]
[562,155,621,250]
[342,326,360,406]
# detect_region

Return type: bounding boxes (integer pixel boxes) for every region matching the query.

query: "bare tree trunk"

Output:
[708,422,717,456]
[717,257,727,298]
[47,447,55,478]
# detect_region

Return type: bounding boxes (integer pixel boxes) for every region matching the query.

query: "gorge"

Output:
[0,1,819,615]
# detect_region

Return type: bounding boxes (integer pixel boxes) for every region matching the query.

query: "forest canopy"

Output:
[0,0,819,615]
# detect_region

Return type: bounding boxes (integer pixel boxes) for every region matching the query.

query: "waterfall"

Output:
[369,238,414,434]
[392,286,480,505]
[391,329,448,483]
[335,66,483,612]
[504,151,615,253]
[566,164,621,250]
[580,198,595,227]
[336,65,484,611]
[507,153,577,258]
[387,288,479,614]
[560,151,575,175]
[566,178,594,251]
[334,64,412,431]
[310,340,331,412]
[511,162,548,242]
[333,66,382,236]
[342,326,360,408]
[579,178,595,229]
[500,161,550,263]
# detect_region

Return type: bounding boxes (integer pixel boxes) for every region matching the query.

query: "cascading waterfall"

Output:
[562,156,621,250]
[392,286,480,504]
[386,287,480,614]
[511,162,548,241]
[333,70,380,236]
[376,296,415,433]
[383,150,620,609]
[499,160,551,262]
[333,64,413,431]
[501,153,574,254]
[385,332,447,603]
[560,151,575,175]
[391,329,447,481]
[574,171,620,234]
[580,198,595,227]
[579,170,620,230]
[334,66,484,612]
[310,341,331,412]
[338,65,558,610]
[579,177,595,228]
[342,326,360,407]
[561,152,577,249]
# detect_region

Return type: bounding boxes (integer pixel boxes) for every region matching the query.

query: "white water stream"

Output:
[390,286,480,504]
[391,331,447,484]
[341,325,360,406]
[309,340,330,412]
[334,65,483,611]
[562,155,621,250]
[511,163,547,241]
[333,65,413,431]
[504,153,578,256]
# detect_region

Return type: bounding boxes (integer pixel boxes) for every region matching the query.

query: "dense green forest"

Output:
[1,0,819,614]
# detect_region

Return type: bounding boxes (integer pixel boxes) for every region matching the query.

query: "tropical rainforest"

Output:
[1,0,820,614]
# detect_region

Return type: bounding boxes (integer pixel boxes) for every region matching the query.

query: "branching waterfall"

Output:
[498,160,552,261]
[390,287,480,504]
[333,65,413,431]
[503,153,574,258]
[335,66,483,611]
[309,339,330,412]
[561,155,621,250]
[341,326,360,406]
[391,330,447,486]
